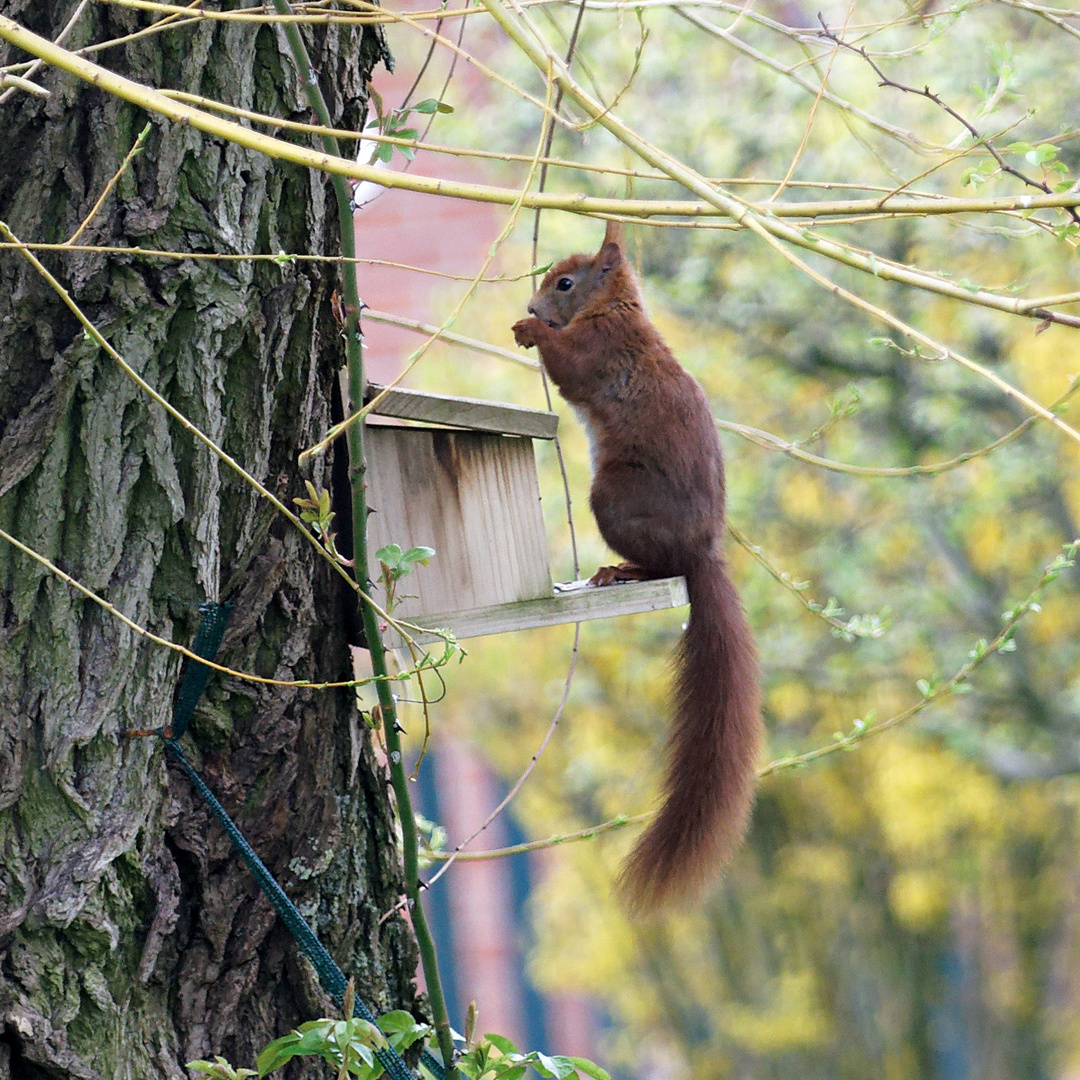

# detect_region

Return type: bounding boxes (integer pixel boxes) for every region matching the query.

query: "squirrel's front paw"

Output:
[512,318,541,349]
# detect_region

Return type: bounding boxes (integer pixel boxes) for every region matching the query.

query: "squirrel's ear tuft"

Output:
[602,219,624,251]
[598,220,624,271]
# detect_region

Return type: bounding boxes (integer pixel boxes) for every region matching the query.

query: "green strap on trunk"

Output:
[160,602,446,1080]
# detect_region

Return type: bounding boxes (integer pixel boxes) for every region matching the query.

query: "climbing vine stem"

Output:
[270,4,457,1074]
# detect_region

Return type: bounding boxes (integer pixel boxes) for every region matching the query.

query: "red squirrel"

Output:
[512,221,762,910]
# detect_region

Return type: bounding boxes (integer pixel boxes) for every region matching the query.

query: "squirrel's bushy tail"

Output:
[619,556,762,911]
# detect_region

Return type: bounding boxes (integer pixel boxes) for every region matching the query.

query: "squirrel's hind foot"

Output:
[588,562,651,586]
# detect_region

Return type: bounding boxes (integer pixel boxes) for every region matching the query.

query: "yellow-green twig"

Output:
[2,17,1079,230]
[0,524,419,690]
[422,812,647,862]
[66,123,150,245]
[476,0,1080,443]
[422,542,1078,862]
[0,219,444,658]
[363,309,540,369]
[718,372,1080,477]
[300,65,558,462]
[5,13,1079,434]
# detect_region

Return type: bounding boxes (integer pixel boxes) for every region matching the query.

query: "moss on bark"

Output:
[0,5,412,1077]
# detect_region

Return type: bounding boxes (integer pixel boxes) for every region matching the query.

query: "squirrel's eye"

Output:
[556,277,574,292]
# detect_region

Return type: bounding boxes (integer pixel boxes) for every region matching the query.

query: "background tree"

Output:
[0,5,419,1079]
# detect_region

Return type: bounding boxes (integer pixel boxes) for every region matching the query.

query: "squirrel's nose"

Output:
[526,297,538,316]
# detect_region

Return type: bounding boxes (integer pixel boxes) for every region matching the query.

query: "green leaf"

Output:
[403,546,436,566]
[566,1057,611,1080]
[378,1011,430,1050]
[350,1042,377,1070]
[1026,143,1059,166]
[297,1024,333,1053]
[376,543,404,567]
[187,1058,258,1080]
[256,1035,304,1076]
[453,1054,481,1080]
[536,1054,577,1078]
[356,1019,388,1049]
[484,1034,519,1056]
[378,1011,421,1033]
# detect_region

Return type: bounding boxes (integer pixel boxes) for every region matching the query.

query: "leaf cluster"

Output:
[255,1011,429,1080]
[453,1033,609,1080]
[370,98,454,163]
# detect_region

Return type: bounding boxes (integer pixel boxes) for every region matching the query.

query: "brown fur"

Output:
[513,221,762,911]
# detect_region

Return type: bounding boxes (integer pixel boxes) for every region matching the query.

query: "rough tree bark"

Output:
[0,5,418,1078]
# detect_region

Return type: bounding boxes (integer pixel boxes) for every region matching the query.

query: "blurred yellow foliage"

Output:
[888,869,951,931]
[767,679,812,726]
[777,472,829,523]
[722,971,833,1051]
[403,13,1080,1069]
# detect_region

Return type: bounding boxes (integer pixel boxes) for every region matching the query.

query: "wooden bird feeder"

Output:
[362,383,688,644]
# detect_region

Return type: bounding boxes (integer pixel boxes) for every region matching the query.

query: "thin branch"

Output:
[344,1,574,128]
[0,525,416,691]
[363,309,540,369]
[0,241,546,281]
[270,2,457,1068]
[0,219,449,662]
[476,0,1080,446]
[96,0,385,24]
[301,68,559,463]
[768,0,853,201]
[6,14,1079,436]
[718,373,1080,477]
[66,123,151,245]
[0,220,351,593]
[761,540,1080,775]
[425,624,582,887]
[674,5,935,151]
[0,0,89,103]
[727,522,891,640]
[424,542,1080,861]
[531,0,589,578]
[0,71,49,96]
[5,21,1080,231]
[996,0,1080,41]
[817,15,1080,225]
[422,810,646,863]
[396,1,448,109]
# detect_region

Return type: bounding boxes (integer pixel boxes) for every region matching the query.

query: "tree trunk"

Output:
[0,5,416,1078]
